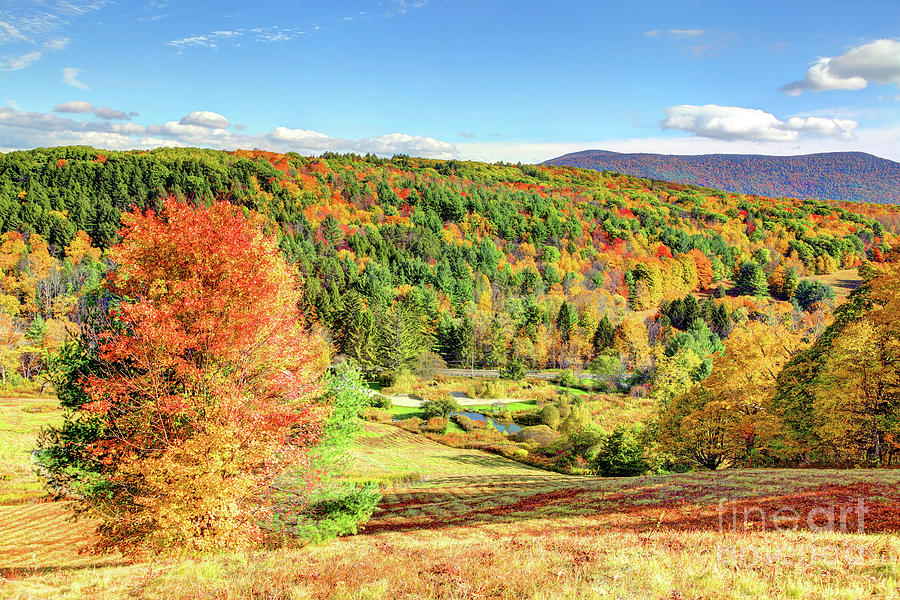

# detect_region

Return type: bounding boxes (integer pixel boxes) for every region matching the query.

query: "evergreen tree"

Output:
[336,292,378,368]
[555,301,575,343]
[26,314,46,343]
[592,315,615,355]
[735,262,769,297]
[377,298,425,370]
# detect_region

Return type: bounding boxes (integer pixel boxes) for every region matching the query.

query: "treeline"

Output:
[657,258,900,468]
[0,146,898,388]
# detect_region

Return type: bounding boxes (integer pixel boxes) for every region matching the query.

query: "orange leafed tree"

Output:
[39,198,328,553]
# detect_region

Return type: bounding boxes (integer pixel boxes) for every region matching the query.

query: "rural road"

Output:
[436,368,599,380]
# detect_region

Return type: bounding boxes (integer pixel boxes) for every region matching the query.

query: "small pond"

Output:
[454,410,522,435]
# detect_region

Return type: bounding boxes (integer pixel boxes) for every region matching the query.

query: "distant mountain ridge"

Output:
[543,150,900,204]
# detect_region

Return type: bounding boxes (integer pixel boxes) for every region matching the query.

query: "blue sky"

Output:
[1,0,898,161]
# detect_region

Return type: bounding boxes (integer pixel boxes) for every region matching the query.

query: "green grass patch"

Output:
[388,405,422,420]
[552,384,594,397]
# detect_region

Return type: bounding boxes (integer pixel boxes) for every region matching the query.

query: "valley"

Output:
[2,403,898,598]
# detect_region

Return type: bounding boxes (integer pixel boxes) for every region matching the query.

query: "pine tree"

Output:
[336,291,378,368]
[736,262,769,297]
[556,301,575,343]
[592,315,615,355]
[377,299,424,370]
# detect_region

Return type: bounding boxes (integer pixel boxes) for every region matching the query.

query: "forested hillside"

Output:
[544,150,900,204]
[1,146,899,381]
[2,145,900,467]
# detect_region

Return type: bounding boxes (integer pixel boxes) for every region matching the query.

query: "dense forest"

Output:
[545,150,900,204]
[2,145,899,467]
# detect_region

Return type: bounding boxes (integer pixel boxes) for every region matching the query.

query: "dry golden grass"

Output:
[2,413,899,599]
[811,268,863,299]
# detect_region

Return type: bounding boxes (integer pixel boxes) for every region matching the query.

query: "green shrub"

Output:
[540,405,561,429]
[420,396,461,420]
[469,379,508,399]
[794,279,835,311]
[367,394,392,410]
[591,425,649,477]
[384,368,418,394]
[513,410,543,427]
[276,482,381,543]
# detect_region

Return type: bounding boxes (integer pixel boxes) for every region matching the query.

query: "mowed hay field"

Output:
[2,404,900,599]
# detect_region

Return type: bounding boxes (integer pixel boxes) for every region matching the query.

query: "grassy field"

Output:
[809,268,864,299]
[2,400,899,599]
[711,268,862,302]
[0,397,63,505]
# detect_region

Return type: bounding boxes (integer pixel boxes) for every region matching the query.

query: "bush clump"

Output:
[397,417,424,433]
[555,369,577,388]
[540,405,561,429]
[359,407,391,422]
[383,368,418,395]
[278,482,382,543]
[420,396,461,420]
[591,425,650,477]
[422,416,448,434]
[512,425,560,447]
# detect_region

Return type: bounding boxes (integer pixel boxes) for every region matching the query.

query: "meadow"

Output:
[2,396,898,600]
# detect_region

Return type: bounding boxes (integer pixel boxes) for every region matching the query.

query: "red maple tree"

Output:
[73,198,329,552]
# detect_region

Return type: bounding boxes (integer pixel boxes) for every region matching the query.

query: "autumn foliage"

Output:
[38,199,328,553]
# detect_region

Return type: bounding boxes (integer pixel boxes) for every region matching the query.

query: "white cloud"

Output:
[168,2,422,52]
[179,110,230,129]
[0,1,108,69]
[0,19,31,44]
[168,26,313,50]
[93,107,129,120]
[0,50,41,71]
[784,116,857,138]
[54,101,132,120]
[167,29,244,50]
[44,37,68,50]
[782,39,900,95]
[53,100,93,113]
[0,103,897,165]
[269,126,335,147]
[0,104,461,159]
[668,28,704,38]
[351,133,456,159]
[661,104,857,142]
[644,29,705,39]
[62,67,88,90]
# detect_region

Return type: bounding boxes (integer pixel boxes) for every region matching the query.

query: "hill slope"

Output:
[4,412,900,598]
[0,146,898,378]
[543,150,900,204]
